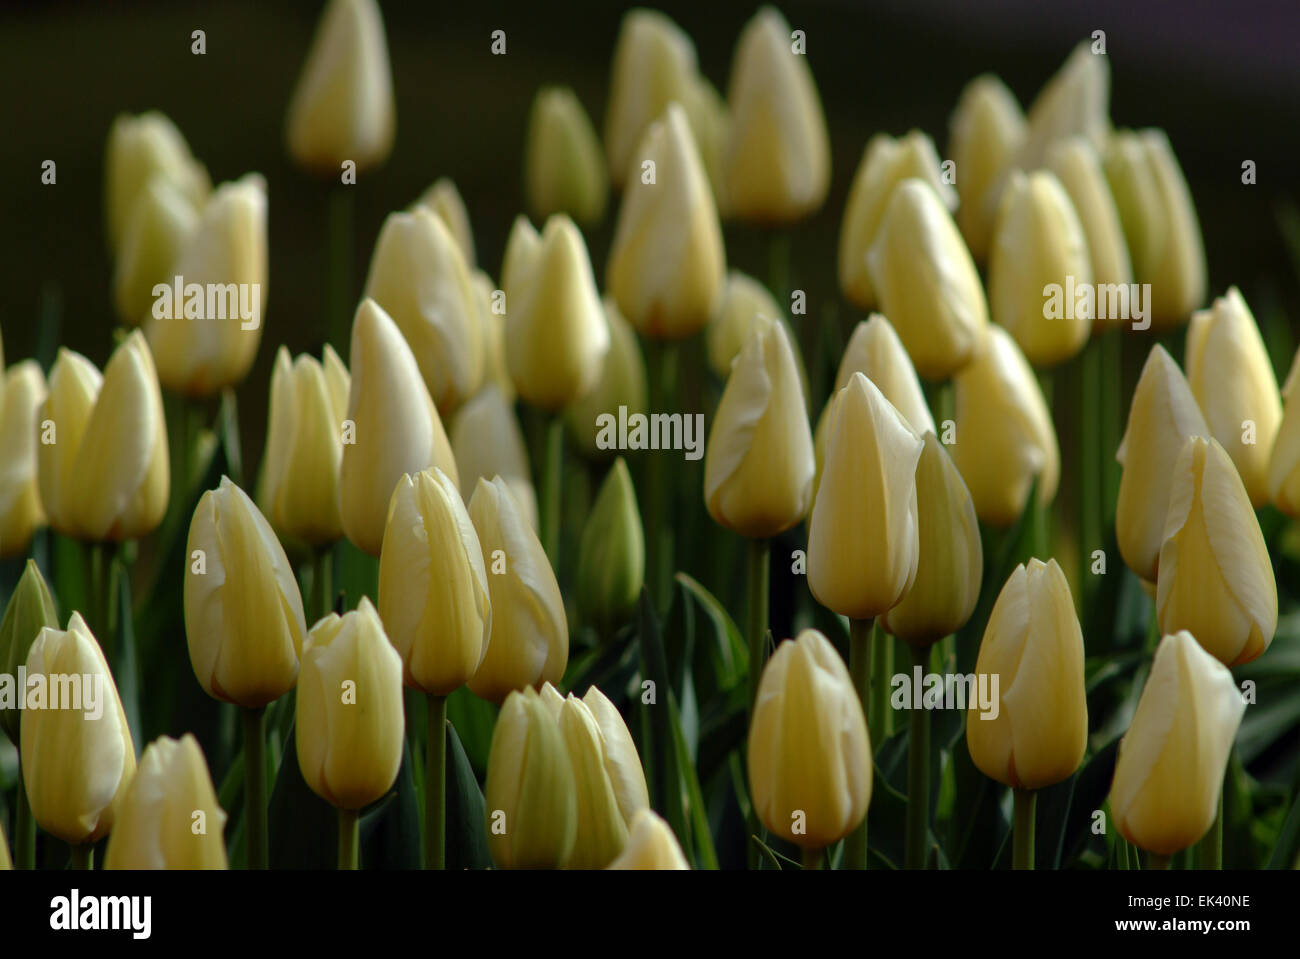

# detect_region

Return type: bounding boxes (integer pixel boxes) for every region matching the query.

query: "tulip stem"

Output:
[539,416,564,569]
[14,751,35,868]
[1147,852,1171,870]
[870,625,893,739]
[1012,788,1036,870]
[311,548,334,622]
[644,340,678,610]
[243,705,268,869]
[424,694,447,870]
[745,537,771,712]
[69,843,92,870]
[1200,791,1223,870]
[801,847,823,871]
[905,643,931,869]
[843,617,874,870]
[338,807,360,870]
[328,184,354,349]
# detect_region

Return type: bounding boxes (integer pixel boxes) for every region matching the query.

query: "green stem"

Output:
[243,706,268,869]
[220,388,244,488]
[870,624,893,739]
[1080,335,1102,608]
[1013,788,1036,870]
[338,807,360,870]
[1200,790,1223,869]
[540,416,563,569]
[1148,852,1171,870]
[328,184,354,349]
[425,694,447,870]
[905,643,931,869]
[843,617,874,870]
[14,757,35,869]
[311,548,334,623]
[1101,328,1122,522]
[745,537,771,712]
[644,340,678,611]
[801,846,823,871]
[69,843,92,870]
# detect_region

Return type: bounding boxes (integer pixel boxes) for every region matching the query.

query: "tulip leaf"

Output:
[1037,738,1119,869]
[445,686,498,780]
[445,722,491,870]
[360,741,421,869]
[1267,786,1300,869]
[636,589,690,855]
[267,723,337,869]
[675,572,748,692]
[945,718,1009,867]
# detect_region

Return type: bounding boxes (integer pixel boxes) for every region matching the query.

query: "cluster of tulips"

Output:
[0,0,1296,873]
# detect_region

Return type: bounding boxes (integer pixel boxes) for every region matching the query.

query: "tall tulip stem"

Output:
[1013,788,1036,870]
[1148,852,1171,870]
[905,643,931,869]
[644,340,678,610]
[1200,790,1223,869]
[311,548,335,621]
[801,847,823,871]
[243,705,268,869]
[338,807,359,870]
[540,416,564,568]
[69,843,92,870]
[843,617,875,870]
[870,625,893,739]
[745,537,771,711]
[328,184,354,349]
[425,694,447,870]
[14,751,35,869]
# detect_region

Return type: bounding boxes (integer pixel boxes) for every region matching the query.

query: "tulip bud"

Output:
[450,385,538,531]
[989,169,1092,367]
[1014,41,1110,171]
[185,476,307,708]
[285,0,395,174]
[881,433,982,646]
[259,345,350,546]
[951,326,1059,526]
[607,808,690,869]
[1269,348,1300,517]
[296,598,404,809]
[603,9,698,189]
[413,177,476,269]
[103,734,228,869]
[0,361,47,557]
[144,173,268,396]
[340,298,458,557]
[681,76,730,211]
[866,178,989,380]
[473,270,513,402]
[748,628,872,848]
[1116,345,1210,582]
[1184,288,1281,507]
[722,6,831,222]
[576,459,644,634]
[1156,436,1277,667]
[1109,631,1245,855]
[500,215,542,309]
[0,560,59,744]
[105,111,210,254]
[379,468,491,696]
[467,477,568,704]
[485,686,578,868]
[706,271,807,394]
[705,317,814,539]
[966,559,1087,790]
[525,86,609,226]
[808,372,923,619]
[607,104,726,340]
[840,131,957,307]
[38,332,169,542]
[948,75,1025,263]
[21,613,135,844]
[1104,129,1205,329]
[363,207,484,413]
[505,216,610,410]
[113,177,200,325]
[565,297,648,459]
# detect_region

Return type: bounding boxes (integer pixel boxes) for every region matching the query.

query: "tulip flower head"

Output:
[0,361,47,557]
[114,176,200,326]
[105,110,210,255]
[706,271,807,391]
[0,559,59,745]
[564,297,648,460]
[1268,346,1300,517]
[525,86,609,226]
[947,75,1025,263]
[450,385,538,531]
[413,177,476,268]
[607,808,690,869]
[576,458,645,635]
[1014,41,1110,172]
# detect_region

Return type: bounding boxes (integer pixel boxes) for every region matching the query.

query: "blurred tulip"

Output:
[580,685,650,822]
[705,271,806,394]
[500,215,541,308]
[951,326,1059,526]
[21,613,135,844]
[681,76,730,210]
[472,270,513,402]
[0,361,47,557]
[0,560,58,744]
[185,476,307,708]
[37,332,169,542]
[103,734,228,869]
[413,177,476,268]
[748,628,872,849]
[339,298,458,557]
[285,0,395,173]
[1014,41,1109,171]
[525,86,608,226]
[113,177,200,325]
[450,385,538,530]
[1109,631,1245,855]
[565,297,648,459]
[947,75,1025,263]
[1269,347,1300,516]
[576,458,644,635]
[607,808,690,869]
[966,559,1087,790]
[105,111,210,254]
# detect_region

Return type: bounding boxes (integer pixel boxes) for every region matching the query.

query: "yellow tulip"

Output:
[705,271,807,393]
[1014,41,1110,171]
[104,734,228,869]
[748,628,872,849]
[526,86,608,226]
[1184,287,1281,506]
[472,270,513,402]
[467,477,568,704]
[379,468,491,696]
[413,177,476,269]
[575,459,644,635]
[947,75,1025,263]
[0,361,47,557]
[21,613,135,844]
[681,75,730,211]
[500,215,541,310]
[808,372,923,619]
[1269,347,1300,516]
[565,297,648,459]
[339,298,458,557]
[951,326,1059,526]
[966,559,1087,790]
[1109,631,1245,855]
[450,385,538,531]
[113,177,200,325]
[285,0,395,174]
[105,110,210,254]
[607,808,690,870]
[37,332,169,542]
[185,476,307,708]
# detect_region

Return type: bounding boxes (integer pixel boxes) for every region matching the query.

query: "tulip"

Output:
[37,332,169,542]
[0,560,59,745]
[21,613,135,846]
[988,169,1093,367]
[525,86,608,226]
[413,177,476,268]
[362,207,484,413]
[1108,631,1245,857]
[467,477,568,704]
[484,686,578,868]
[704,317,814,539]
[105,110,210,254]
[500,215,541,310]
[1269,347,1300,516]
[607,103,726,340]
[259,344,350,547]
[1184,287,1281,506]
[144,173,268,396]
[840,131,957,307]
[450,385,538,531]
[1104,129,1205,329]
[951,326,1060,526]
[948,75,1025,263]
[103,734,228,869]
[576,458,644,635]
[113,177,200,325]
[1014,41,1110,172]
[1115,345,1210,582]
[705,271,806,394]
[866,178,989,380]
[1156,436,1277,667]
[603,9,698,188]
[339,298,458,557]
[285,0,395,174]
[564,296,648,459]
[0,361,47,557]
[473,270,513,402]
[681,75,730,210]
[748,628,872,851]
[607,808,690,869]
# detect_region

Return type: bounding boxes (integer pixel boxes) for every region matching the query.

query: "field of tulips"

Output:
[1,0,1299,890]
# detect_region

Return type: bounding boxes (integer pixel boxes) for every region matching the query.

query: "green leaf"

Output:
[359,741,421,869]
[1267,786,1300,869]
[636,589,689,852]
[445,722,491,870]
[675,572,748,691]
